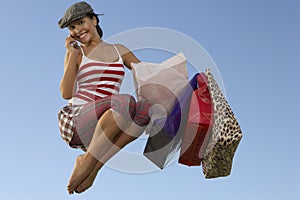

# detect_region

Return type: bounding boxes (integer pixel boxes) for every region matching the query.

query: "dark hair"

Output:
[86,13,103,38]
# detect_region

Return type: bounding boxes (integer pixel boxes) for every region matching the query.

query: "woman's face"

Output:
[67,16,97,44]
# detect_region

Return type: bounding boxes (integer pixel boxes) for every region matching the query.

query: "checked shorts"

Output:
[58,94,151,151]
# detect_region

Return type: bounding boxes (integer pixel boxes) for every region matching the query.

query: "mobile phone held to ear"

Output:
[70,34,79,49]
[70,41,79,49]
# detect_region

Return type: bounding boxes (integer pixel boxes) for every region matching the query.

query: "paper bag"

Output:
[179,73,213,166]
[202,69,243,178]
[131,53,188,113]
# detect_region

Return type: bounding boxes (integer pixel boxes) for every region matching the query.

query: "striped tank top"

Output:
[68,45,125,105]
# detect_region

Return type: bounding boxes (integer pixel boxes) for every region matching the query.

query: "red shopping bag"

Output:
[178,73,213,166]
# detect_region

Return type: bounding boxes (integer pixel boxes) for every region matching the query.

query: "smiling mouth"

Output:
[77,32,87,39]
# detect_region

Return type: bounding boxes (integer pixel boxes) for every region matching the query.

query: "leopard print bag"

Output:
[202,69,242,178]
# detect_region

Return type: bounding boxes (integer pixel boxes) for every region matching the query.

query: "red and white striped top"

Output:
[69,45,125,105]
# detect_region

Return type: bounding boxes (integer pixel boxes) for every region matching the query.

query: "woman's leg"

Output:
[67,109,129,194]
[75,123,145,193]
[74,101,151,193]
[67,99,151,194]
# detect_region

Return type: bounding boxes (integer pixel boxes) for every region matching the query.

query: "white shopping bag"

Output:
[131,52,188,113]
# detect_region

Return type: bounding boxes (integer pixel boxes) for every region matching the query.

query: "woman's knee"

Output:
[96,109,125,138]
[110,94,137,121]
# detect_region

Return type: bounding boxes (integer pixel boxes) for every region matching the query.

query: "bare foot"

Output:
[75,162,103,193]
[67,154,97,194]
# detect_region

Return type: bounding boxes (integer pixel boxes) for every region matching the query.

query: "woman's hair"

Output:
[86,13,103,38]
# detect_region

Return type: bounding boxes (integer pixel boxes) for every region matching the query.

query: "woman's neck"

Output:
[81,37,103,54]
[83,36,102,47]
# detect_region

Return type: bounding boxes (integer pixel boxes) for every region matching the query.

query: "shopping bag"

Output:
[202,69,243,178]
[143,74,199,169]
[178,73,213,166]
[131,52,188,113]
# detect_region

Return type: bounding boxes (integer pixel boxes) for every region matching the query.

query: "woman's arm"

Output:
[115,44,140,70]
[59,37,81,99]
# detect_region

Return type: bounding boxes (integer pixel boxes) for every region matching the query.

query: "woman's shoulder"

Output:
[113,43,140,69]
[114,43,131,55]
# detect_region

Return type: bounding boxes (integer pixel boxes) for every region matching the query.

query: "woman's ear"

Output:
[93,16,97,26]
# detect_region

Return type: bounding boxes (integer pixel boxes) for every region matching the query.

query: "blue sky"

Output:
[0,0,299,199]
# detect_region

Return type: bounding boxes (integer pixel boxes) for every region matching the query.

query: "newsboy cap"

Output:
[58,2,94,28]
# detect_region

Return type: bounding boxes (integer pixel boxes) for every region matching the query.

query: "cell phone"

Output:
[70,41,79,48]
[70,34,79,49]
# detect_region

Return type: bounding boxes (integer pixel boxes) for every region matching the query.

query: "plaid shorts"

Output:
[58,94,151,151]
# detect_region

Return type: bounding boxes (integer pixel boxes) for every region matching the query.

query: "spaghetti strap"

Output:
[79,46,85,56]
[113,45,123,63]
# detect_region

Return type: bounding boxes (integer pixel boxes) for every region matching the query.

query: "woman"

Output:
[57,2,151,194]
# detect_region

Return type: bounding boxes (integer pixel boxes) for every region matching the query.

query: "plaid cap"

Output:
[58,1,94,29]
